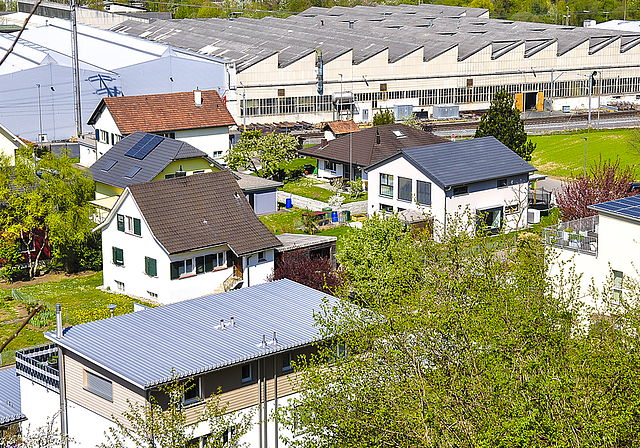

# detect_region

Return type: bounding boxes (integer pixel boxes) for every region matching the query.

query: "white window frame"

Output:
[324,160,336,172]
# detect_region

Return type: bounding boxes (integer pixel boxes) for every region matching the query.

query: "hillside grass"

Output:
[530,129,640,178]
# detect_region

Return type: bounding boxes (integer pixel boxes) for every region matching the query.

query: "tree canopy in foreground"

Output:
[278,214,640,447]
[224,130,298,179]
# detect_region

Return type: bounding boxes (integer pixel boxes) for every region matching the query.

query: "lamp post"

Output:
[36,83,43,143]
[239,81,246,131]
[581,137,588,178]
[588,71,597,128]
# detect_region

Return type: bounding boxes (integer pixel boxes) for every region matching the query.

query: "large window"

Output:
[398,177,412,202]
[416,180,431,206]
[380,174,393,197]
[84,370,113,402]
[476,207,503,235]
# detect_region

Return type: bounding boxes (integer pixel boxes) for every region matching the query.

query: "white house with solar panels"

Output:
[545,195,640,308]
[14,280,333,448]
[112,3,640,125]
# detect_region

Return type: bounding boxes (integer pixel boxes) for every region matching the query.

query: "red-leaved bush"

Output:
[556,157,637,221]
[268,251,341,294]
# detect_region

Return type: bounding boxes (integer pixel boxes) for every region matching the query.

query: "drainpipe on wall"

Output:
[443,186,451,235]
[263,358,268,448]
[258,359,262,448]
[274,352,278,448]
[56,303,69,448]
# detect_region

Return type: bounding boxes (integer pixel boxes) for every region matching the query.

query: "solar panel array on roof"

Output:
[124,133,163,159]
[590,195,640,220]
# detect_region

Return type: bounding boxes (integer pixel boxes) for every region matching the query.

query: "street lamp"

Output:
[36,84,43,144]
[581,137,588,177]
[588,71,597,128]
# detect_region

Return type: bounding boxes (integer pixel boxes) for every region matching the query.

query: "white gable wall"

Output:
[174,126,230,161]
[86,108,121,167]
[0,128,19,165]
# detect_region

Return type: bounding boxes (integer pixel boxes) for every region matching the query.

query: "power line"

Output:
[0,0,45,67]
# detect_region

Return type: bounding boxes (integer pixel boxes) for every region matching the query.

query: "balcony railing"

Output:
[543,215,598,256]
[15,343,60,393]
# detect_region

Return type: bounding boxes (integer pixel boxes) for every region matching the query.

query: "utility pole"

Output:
[36,83,43,143]
[588,71,597,128]
[70,0,82,136]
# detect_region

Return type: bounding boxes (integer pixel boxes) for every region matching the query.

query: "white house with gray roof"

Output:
[365,136,536,234]
[545,195,640,309]
[14,279,336,448]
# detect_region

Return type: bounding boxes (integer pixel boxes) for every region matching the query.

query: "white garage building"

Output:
[111,3,640,125]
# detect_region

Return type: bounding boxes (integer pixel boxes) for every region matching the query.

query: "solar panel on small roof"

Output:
[101,159,117,171]
[124,165,143,179]
[124,134,164,160]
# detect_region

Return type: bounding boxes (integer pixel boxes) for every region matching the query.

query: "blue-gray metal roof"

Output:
[368,136,536,188]
[89,131,213,190]
[0,368,25,426]
[46,279,336,389]
[588,195,640,223]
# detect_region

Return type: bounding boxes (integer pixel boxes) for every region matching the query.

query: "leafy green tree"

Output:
[278,214,640,447]
[372,108,395,126]
[474,89,536,161]
[225,130,298,179]
[0,147,96,278]
[100,376,252,448]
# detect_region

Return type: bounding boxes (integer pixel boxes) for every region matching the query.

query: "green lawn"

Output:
[0,272,155,361]
[530,129,640,178]
[281,177,367,204]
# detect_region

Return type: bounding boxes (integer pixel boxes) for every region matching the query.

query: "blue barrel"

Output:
[331,211,338,222]
[285,198,292,209]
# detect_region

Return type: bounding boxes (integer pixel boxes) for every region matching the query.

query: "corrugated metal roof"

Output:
[0,368,26,426]
[46,279,337,389]
[367,136,536,187]
[276,233,337,252]
[89,131,212,190]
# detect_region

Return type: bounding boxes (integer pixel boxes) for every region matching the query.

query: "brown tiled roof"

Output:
[299,123,448,167]
[128,171,281,255]
[323,120,360,135]
[88,90,236,134]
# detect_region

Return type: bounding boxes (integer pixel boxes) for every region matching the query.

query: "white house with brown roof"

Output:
[85,90,236,166]
[94,170,281,303]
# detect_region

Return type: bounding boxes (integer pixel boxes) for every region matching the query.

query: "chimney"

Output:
[194,89,202,107]
[321,138,327,148]
[56,303,63,338]
[376,129,381,145]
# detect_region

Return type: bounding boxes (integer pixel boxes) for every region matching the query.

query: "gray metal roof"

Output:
[46,279,336,389]
[276,233,337,252]
[588,195,640,223]
[110,4,640,72]
[367,136,536,188]
[0,368,25,426]
[90,131,214,190]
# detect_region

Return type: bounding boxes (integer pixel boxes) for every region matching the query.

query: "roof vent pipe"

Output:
[56,303,63,339]
[230,317,235,327]
[261,334,267,349]
[220,318,225,329]
[348,20,354,29]
[194,89,202,107]
[272,331,278,345]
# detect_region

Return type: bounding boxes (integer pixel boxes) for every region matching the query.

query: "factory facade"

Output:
[112,4,640,125]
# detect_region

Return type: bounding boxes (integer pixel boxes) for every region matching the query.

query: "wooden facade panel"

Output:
[64,353,145,428]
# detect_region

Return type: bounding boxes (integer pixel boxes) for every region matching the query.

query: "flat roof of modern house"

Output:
[0,367,25,427]
[276,233,337,252]
[111,4,640,72]
[589,194,640,223]
[45,279,337,389]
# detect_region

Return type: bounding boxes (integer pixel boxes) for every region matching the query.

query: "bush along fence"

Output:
[0,349,16,366]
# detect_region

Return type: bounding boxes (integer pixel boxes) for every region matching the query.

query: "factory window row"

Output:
[240,76,640,117]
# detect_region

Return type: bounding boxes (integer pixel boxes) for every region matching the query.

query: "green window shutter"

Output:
[113,247,123,265]
[204,254,215,272]
[133,218,141,236]
[117,214,125,232]
[195,256,205,274]
[145,257,157,276]
[170,261,180,280]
